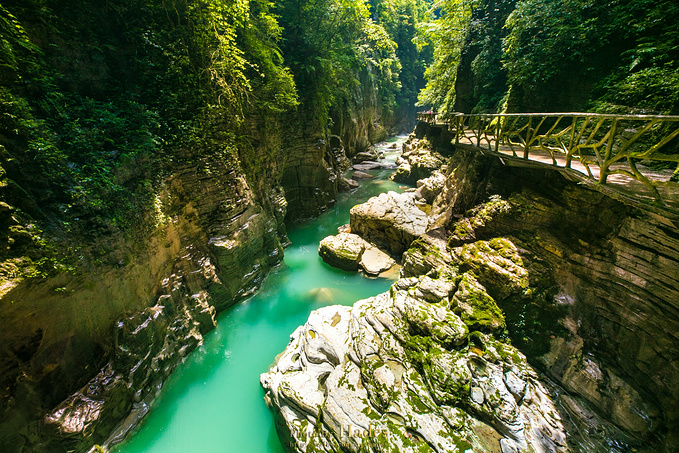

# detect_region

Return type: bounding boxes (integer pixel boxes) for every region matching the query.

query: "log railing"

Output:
[417,111,679,208]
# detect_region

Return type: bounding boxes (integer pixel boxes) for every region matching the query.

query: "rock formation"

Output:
[318,233,396,276]
[263,125,679,452]
[261,282,570,453]
[0,106,390,453]
[391,135,446,185]
[350,191,429,256]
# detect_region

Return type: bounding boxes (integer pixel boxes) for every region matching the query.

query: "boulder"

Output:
[358,247,396,276]
[414,171,446,204]
[338,177,359,192]
[352,146,379,164]
[337,224,351,234]
[319,233,396,276]
[352,161,382,171]
[390,137,445,184]
[350,191,429,255]
[351,171,374,180]
[261,279,570,453]
[318,233,368,271]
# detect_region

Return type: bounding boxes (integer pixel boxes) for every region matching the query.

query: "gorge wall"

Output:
[422,123,679,449]
[0,107,391,453]
[435,145,679,449]
[0,101,396,453]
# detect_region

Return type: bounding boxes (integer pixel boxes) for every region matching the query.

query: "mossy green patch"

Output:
[459,238,529,300]
[452,273,505,332]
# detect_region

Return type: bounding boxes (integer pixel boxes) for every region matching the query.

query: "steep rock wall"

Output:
[282,67,392,222]
[264,125,678,452]
[426,132,679,449]
[0,134,288,452]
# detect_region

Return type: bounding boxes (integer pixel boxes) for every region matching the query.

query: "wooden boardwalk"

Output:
[418,112,679,216]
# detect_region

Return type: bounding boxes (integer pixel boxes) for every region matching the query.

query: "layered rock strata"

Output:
[0,146,288,453]
[349,191,429,256]
[261,279,570,453]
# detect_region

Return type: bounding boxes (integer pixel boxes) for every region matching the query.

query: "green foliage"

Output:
[416,0,472,114]
[275,0,401,127]
[503,0,606,88]
[0,0,300,272]
[461,0,515,112]
[503,0,679,113]
[416,0,679,114]
[369,0,434,118]
[0,4,40,77]
[588,1,679,114]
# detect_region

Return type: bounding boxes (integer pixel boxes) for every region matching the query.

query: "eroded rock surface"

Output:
[318,233,396,276]
[265,123,678,452]
[350,191,429,255]
[391,135,445,185]
[261,275,570,453]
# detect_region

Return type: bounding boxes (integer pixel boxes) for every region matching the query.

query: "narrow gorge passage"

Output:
[113,137,408,453]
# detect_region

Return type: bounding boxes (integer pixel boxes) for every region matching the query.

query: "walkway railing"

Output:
[417,111,679,209]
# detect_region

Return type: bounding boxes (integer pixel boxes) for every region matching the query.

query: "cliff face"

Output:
[282,65,392,221]
[0,74,396,453]
[0,129,289,452]
[428,129,679,448]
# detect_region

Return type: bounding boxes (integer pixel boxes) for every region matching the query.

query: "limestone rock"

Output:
[350,191,429,255]
[451,273,505,332]
[352,161,382,171]
[318,233,395,276]
[261,279,569,453]
[400,230,454,278]
[318,233,368,271]
[353,147,379,164]
[338,176,360,191]
[359,246,396,276]
[352,170,375,180]
[414,171,446,204]
[390,137,445,185]
[458,238,529,300]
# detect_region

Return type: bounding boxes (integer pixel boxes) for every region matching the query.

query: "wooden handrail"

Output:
[416,111,679,211]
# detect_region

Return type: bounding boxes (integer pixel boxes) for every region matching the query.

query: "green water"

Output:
[114,137,407,453]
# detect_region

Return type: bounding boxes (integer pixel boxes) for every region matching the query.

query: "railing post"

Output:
[495,115,500,153]
[523,117,532,159]
[565,116,577,168]
[599,118,618,184]
[455,116,460,144]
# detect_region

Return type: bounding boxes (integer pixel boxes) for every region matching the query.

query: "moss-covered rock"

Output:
[262,284,570,453]
[350,192,429,256]
[391,136,445,185]
[319,233,368,271]
[459,238,529,300]
[451,273,505,332]
[448,195,512,246]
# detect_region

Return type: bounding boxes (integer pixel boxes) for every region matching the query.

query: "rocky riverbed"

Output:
[262,126,679,452]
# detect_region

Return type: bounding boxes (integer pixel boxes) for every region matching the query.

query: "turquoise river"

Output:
[114,136,408,453]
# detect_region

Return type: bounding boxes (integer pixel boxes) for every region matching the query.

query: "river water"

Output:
[114,136,407,453]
